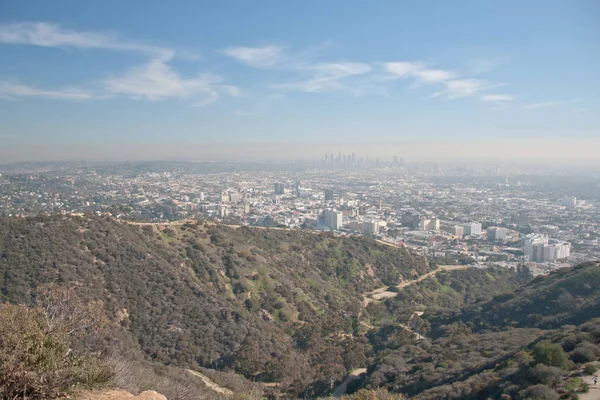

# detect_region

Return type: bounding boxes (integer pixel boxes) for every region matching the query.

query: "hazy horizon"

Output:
[2,139,600,167]
[1,1,599,165]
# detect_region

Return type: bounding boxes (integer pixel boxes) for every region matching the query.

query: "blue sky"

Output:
[0,0,599,162]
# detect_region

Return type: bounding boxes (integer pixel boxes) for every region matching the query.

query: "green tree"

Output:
[532,340,571,370]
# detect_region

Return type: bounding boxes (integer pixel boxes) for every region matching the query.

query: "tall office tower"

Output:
[221,192,229,203]
[452,225,464,238]
[338,150,341,163]
[228,191,241,203]
[363,220,382,235]
[323,209,343,230]
[324,188,334,201]
[330,154,334,163]
[343,155,347,164]
[352,153,356,163]
[295,180,302,195]
[419,217,440,231]
[523,233,549,261]
[393,156,398,164]
[562,196,577,208]
[487,227,507,241]
[324,154,328,162]
[418,218,431,231]
[463,222,482,236]
[274,182,285,195]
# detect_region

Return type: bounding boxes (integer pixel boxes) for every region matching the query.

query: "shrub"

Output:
[561,336,577,352]
[518,384,559,400]
[570,342,599,364]
[564,377,587,393]
[0,303,112,399]
[532,341,571,370]
[530,364,563,387]
[584,363,599,375]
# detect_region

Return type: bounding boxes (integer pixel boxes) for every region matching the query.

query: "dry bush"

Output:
[0,303,112,399]
[107,351,224,400]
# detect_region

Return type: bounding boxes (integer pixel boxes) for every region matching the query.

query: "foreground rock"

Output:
[79,390,167,400]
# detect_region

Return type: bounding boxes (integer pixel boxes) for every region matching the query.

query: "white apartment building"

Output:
[464,222,482,236]
[524,233,570,262]
[323,209,343,230]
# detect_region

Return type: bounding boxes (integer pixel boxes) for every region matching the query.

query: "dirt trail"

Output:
[363,265,470,341]
[579,365,600,400]
[369,265,470,301]
[79,390,166,400]
[187,370,234,397]
[333,368,367,397]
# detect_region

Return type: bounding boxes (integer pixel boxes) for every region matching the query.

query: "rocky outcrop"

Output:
[79,390,167,400]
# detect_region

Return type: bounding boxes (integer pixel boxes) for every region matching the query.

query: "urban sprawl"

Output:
[1,157,599,276]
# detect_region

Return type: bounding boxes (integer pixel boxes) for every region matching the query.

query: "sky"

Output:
[0,0,599,164]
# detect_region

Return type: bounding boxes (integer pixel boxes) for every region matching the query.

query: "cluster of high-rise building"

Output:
[523,233,571,262]
[323,152,403,165]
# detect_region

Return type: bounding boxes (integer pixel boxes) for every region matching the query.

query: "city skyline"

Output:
[1,1,599,163]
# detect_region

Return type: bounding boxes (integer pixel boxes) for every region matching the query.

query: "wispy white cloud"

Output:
[384,62,455,84]
[269,61,371,94]
[104,55,239,104]
[525,99,583,109]
[481,94,515,103]
[221,45,284,68]
[0,22,239,105]
[0,21,171,57]
[385,62,503,99]
[0,81,95,101]
[223,44,377,95]
[435,80,505,99]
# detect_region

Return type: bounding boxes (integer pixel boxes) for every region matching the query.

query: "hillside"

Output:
[342,263,600,400]
[3,215,597,399]
[0,215,430,397]
[429,261,600,333]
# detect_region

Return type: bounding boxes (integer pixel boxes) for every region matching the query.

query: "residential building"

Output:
[274,183,285,195]
[324,188,334,201]
[323,209,343,230]
[464,222,482,236]
[487,227,507,241]
[363,220,383,235]
[452,225,464,238]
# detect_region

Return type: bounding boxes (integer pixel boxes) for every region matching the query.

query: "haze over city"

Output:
[3,2,600,399]
[1,0,599,164]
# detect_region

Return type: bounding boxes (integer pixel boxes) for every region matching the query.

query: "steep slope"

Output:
[347,264,600,399]
[366,266,532,328]
[0,215,429,396]
[429,262,600,333]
